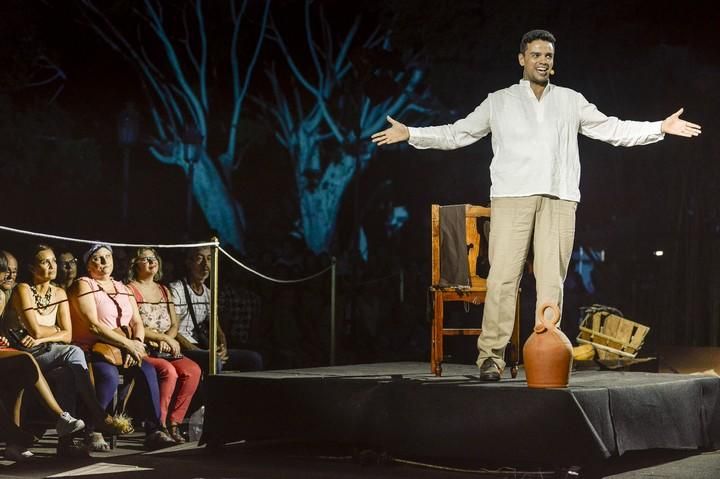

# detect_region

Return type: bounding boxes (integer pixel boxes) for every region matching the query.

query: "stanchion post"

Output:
[330,256,336,366]
[209,236,220,375]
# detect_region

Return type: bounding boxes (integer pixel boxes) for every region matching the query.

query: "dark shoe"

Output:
[168,424,186,444]
[57,437,91,458]
[144,429,176,451]
[4,444,34,462]
[479,358,501,381]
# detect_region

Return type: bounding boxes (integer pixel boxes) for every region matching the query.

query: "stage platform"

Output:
[203,362,720,467]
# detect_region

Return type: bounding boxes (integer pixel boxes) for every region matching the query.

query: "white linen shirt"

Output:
[408,80,665,202]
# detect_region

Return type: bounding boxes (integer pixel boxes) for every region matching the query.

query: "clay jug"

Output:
[523,302,573,388]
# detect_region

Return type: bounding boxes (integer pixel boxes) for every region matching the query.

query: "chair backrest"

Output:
[431,204,490,288]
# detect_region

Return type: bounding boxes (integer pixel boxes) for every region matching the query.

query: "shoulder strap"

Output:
[127,283,143,302]
[159,284,173,317]
[94,280,123,329]
[181,280,201,330]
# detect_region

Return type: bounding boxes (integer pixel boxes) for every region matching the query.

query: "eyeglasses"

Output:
[135,256,158,264]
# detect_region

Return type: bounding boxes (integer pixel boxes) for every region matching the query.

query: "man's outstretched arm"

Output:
[661,108,702,138]
[371,116,410,146]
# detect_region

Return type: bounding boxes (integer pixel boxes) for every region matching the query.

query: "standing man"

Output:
[371,30,701,381]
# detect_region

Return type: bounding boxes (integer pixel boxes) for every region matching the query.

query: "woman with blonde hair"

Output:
[127,247,201,443]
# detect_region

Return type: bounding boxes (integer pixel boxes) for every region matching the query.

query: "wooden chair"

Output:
[429,204,520,377]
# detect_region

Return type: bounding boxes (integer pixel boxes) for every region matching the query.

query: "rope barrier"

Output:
[0,225,217,249]
[219,246,331,284]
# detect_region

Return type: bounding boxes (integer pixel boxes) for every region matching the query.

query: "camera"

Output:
[8,327,29,345]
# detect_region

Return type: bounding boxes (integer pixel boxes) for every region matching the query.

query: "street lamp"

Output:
[117,102,139,225]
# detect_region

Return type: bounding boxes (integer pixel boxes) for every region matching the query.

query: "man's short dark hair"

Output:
[520,30,556,53]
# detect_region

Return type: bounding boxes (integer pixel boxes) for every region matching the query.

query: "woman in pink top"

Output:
[127,247,200,443]
[68,243,174,451]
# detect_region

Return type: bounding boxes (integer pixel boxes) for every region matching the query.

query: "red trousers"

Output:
[143,355,201,425]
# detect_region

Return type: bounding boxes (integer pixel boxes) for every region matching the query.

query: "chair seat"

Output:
[434,276,487,289]
[431,283,487,303]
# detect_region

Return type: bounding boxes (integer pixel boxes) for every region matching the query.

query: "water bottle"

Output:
[188,405,205,442]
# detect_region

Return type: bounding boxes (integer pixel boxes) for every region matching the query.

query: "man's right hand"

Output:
[371,116,410,146]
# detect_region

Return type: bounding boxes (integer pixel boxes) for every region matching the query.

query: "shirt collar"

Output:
[519,79,553,100]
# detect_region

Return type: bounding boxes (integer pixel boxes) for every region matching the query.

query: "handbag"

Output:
[92,326,130,366]
[182,280,210,349]
[7,327,51,357]
[146,339,181,360]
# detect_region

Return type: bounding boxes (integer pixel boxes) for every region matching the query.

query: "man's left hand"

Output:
[661,108,701,137]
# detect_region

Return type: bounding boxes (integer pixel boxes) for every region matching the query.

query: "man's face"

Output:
[58,252,78,282]
[1,254,18,292]
[518,40,554,86]
[187,247,211,284]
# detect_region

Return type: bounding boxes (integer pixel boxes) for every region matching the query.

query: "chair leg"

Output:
[110,388,118,450]
[431,291,444,376]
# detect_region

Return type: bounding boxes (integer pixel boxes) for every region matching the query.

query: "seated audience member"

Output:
[6,244,130,446]
[68,243,175,451]
[168,246,263,374]
[52,249,79,290]
[0,344,86,461]
[127,247,201,443]
[0,392,35,462]
[0,256,84,461]
[0,250,18,321]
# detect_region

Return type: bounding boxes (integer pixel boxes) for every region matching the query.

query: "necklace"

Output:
[30,284,53,309]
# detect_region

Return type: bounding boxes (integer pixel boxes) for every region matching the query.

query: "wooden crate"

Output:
[576,310,650,360]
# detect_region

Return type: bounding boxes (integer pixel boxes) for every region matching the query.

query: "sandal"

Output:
[85,432,111,452]
[97,413,134,436]
[144,429,176,451]
[168,424,186,444]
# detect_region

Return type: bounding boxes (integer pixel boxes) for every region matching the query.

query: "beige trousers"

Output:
[476,196,577,370]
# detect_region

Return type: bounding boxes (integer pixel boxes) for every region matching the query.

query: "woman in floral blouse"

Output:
[127,247,201,443]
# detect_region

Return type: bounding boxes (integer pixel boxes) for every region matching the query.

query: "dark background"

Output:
[1,0,719,365]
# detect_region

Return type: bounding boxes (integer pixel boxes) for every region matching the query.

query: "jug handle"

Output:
[533,302,561,333]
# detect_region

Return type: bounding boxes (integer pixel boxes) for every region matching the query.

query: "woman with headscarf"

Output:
[68,243,175,451]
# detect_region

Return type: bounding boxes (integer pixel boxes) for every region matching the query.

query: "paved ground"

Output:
[2,430,720,479]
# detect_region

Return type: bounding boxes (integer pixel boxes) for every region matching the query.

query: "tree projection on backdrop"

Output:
[256,0,431,254]
[78,0,271,252]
